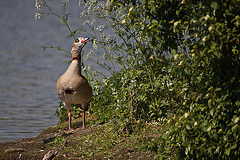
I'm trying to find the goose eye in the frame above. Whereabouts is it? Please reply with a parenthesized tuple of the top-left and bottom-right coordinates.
(75, 39, 80, 43)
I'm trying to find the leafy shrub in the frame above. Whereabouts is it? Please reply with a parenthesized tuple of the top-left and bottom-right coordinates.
(145, 1, 240, 159)
(35, 0, 240, 159)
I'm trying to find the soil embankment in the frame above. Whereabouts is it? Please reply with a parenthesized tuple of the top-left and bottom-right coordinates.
(0, 118, 160, 159)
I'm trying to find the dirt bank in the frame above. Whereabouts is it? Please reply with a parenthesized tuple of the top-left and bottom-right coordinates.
(0, 118, 161, 159)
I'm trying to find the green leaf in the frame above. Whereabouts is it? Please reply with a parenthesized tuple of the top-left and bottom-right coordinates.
(225, 9, 232, 16)
(225, 147, 231, 156)
(210, 109, 214, 116)
(171, 49, 176, 55)
(215, 88, 221, 92)
(211, 2, 219, 10)
(186, 124, 191, 130)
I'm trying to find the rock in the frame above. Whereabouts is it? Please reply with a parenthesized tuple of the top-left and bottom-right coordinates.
(4, 148, 26, 154)
(42, 150, 58, 160)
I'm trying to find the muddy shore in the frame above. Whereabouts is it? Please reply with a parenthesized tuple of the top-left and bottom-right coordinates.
(0, 118, 160, 160)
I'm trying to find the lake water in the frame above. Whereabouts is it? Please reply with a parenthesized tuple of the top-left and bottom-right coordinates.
(0, 0, 94, 142)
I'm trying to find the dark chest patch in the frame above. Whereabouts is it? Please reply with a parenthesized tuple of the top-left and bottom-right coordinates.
(63, 87, 74, 94)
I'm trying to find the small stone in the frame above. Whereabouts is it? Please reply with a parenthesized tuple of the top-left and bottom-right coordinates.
(42, 150, 58, 160)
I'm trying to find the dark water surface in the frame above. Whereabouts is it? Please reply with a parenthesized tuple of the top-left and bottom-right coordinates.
(0, 0, 92, 142)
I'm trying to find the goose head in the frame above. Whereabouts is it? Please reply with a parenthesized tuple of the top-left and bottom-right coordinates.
(71, 37, 90, 60)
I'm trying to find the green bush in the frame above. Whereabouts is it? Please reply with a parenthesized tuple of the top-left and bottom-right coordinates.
(143, 0, 240, 158)
(35, 0, 240, 159)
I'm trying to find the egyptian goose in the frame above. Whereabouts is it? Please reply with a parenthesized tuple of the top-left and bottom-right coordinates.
(56, 37, 92, 129)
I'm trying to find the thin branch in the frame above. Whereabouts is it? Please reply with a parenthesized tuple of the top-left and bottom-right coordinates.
(42, 0, 75, 40)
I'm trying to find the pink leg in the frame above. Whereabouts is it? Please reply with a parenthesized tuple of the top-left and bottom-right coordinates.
(68, 110, 74, 130)
(81, 108, 86, 129)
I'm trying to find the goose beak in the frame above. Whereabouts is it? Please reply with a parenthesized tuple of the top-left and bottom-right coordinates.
(82, 38, 90, 43)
